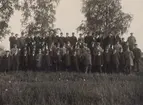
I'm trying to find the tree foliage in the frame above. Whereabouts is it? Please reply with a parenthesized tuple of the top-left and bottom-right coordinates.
(20, 0, 60, 36)
(78, 0, 132, 36)
(0, 0, 20, 39)
(0, 0, 59, 39)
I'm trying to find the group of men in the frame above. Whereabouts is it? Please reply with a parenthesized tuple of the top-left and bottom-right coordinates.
(1, 31, 141, 74)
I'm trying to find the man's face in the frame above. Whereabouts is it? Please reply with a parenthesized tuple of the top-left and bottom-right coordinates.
(135, 45, 137, 48)
(131, 33, 133, 36)
(21, 32, 24, 36)
(14, 44, 17, 48)
(15, 34, 18, 37)
(97, 43, 100, 46)
(97, 52, 101, 55)
(32, 51, 35, 55)
(11, 33, 14, 36)
(24, 51, 27, 55)
(105, 49, 109, 53)
(60, 33, 63, 36)
(109, 34, 112, 37)
(120, 49, 123, 53)
(39, 50, 42, 54)
(72, 33, 75, 36)
(66, 33, 69, 37)
(6, 52, 9, 56)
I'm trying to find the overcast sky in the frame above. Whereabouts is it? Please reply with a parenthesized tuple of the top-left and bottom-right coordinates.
(1, 0, 143, 50)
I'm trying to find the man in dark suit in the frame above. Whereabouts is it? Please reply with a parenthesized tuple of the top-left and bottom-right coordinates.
(22, 49, 28, 71)
(119, 48, 125, 73)
(124, 48, 134, 74)
(104, 34, 114, 48)
(111, 49, 120, 73)
(64, 33, 70, 44)
(94, 51, 103, 73)
(15, 34, 19, 48)
(133, 44, 142, 72)
(71, 51, 80, 72)
(42, 50, 51, 71)
(103, 49, 111, 73)
(2, 51, 11, 72)
(29, 50, 36, 71)
(70, 32, 77, 47)
(18, 32, 26, 49)
(36, 49, 43, 71)
(83, 48, 92, 74)
(113, 35, 121, 45)
(59, 32, 65, 47)
(9, 33, 16, 49)
(53, 34, 59, 47)
(45, 33, 52, 49)
(64, 50, 71, 72)
(84, 33, 93, 50)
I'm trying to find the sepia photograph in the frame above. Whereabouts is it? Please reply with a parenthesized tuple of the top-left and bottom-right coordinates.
(0, 0, 143, 105)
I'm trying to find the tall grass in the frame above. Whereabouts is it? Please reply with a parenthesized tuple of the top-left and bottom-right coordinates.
(0, 71, 142, 105)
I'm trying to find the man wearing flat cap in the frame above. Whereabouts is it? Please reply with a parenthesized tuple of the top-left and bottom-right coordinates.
(127, 33, 136, 51)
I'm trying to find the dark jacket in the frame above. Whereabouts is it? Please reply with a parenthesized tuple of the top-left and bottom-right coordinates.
(29, 53, 36, 69)
(133, 48, 141, 60)
(83, 51, 92, 66)
(9, 36, 17, 48)
(1, 55, 11, 71)
(111, 52, 120, 65)
(64, 53, 71, 66)
(85, 36, 93, 48)
(104, 36, 114, 45)
(36, 54, 43, 68)
(95, 54, 103, 66)
(103, 52, 111, 64)
(43, 54, 51, 67)
(70, 36, 77, 46)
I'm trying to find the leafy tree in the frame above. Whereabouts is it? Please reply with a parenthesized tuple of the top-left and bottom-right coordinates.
(0, 0, 59, 39)
(0, 0, 20, 39)
(78, 0, 132, 37)
(19, 0, 60, 36)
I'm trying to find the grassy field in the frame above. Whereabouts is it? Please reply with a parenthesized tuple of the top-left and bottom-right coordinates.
(0, 71, 142, 105)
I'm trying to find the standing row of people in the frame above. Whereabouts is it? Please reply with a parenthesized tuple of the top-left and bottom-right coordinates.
(2, 32, 141, 74)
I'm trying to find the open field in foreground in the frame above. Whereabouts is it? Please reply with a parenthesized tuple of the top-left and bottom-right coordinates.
(0, 71, 142, 105)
